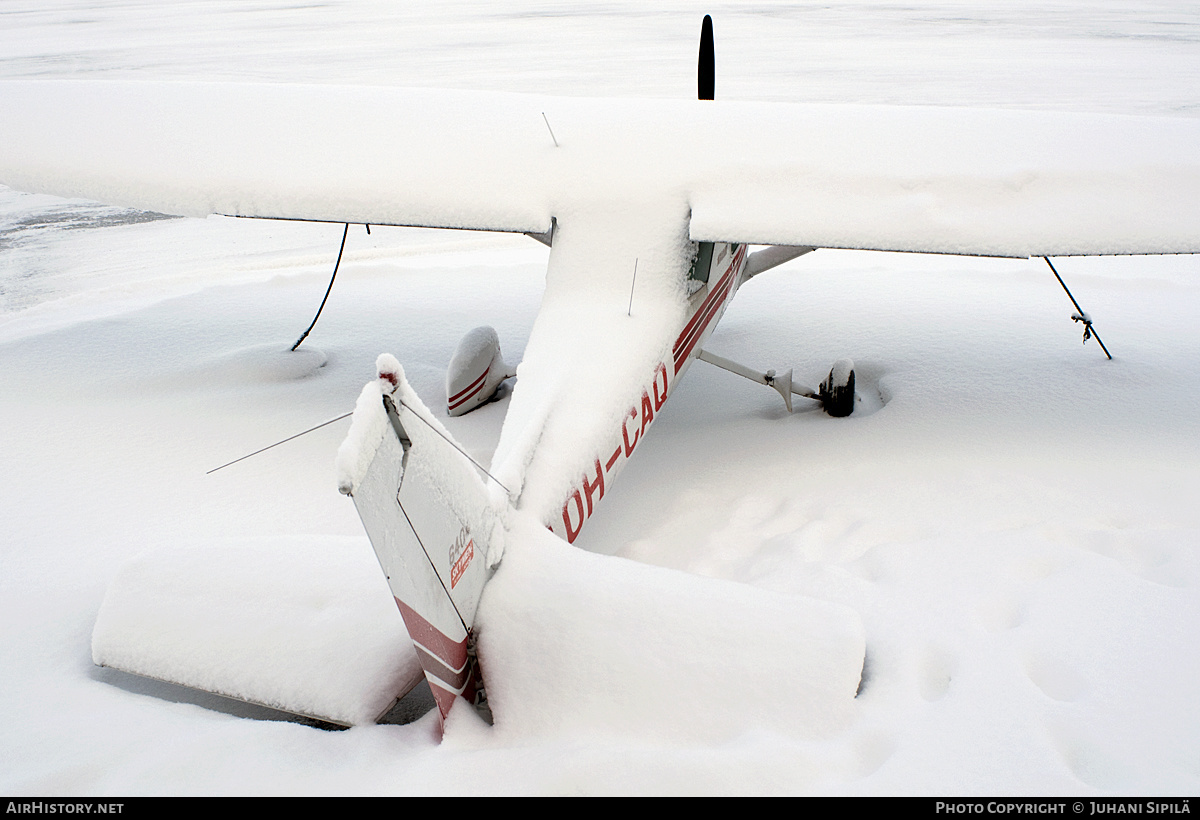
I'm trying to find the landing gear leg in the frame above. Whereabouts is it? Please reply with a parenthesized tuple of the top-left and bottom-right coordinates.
(697, 349, 855, 417)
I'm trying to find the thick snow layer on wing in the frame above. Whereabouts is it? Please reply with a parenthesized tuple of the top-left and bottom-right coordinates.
(3, 82, 1200, 256)
(0, 82, 554, 234)
(686, 104, 1200, 257)
(92, 538, 422, 727)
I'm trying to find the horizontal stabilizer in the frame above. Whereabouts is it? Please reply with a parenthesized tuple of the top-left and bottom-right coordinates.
(475, 516, 866, 744)
(92, 537, 424, 727)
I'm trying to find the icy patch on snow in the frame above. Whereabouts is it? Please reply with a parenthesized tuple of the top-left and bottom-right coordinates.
(0, 188, 177, 253)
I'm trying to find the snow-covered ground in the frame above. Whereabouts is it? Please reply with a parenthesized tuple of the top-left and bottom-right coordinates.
(2, 1, 1198, 795)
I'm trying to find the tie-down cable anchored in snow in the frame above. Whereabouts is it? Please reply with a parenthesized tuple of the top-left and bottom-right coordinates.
(291, 222, 358, 351)
(1043, 256, 1112, 360)
(206, 411, 353, 474)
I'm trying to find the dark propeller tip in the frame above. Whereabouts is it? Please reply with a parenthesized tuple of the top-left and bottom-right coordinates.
(698, 15, 714, 101)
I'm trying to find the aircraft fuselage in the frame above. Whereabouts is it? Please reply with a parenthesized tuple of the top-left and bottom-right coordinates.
(550, 241, 749, 543)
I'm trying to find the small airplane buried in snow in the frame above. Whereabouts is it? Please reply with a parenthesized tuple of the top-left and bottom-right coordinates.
(4, 17, 1200, 729)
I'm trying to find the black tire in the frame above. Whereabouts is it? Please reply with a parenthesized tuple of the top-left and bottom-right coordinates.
(820, 365, 855, 417)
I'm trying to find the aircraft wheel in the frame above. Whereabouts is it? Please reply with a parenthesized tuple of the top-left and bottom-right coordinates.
(820, 359, 855, 417)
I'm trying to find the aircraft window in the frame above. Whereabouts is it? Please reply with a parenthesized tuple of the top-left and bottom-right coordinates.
(688, 241, 714, 287)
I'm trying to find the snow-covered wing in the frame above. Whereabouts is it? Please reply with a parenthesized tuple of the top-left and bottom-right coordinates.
(684, 103, 1200, 258)
(0, 81, 554, 233)
(3, 81, 1200, 256)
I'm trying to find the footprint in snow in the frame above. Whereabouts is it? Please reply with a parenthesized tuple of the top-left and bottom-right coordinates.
(977, 590, 1027, 632)
(1024, 651, 1087, 702)
(918, 646, 957, 702)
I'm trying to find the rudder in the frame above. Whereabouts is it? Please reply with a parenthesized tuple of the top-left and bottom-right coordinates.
(338, 355, 500, 726)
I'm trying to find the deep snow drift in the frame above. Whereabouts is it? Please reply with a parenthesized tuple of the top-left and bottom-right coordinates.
(1, 0, 1199, 796)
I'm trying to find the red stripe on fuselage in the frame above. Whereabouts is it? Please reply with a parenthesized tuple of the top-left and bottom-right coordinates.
(549, 245, 747, 545)
(674, 273, 734, 373)
(674, 268, 734, 356)
(672, 245, 747, 372)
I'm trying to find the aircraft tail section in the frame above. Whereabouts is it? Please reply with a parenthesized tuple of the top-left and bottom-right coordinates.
(337, 355, 500, 726)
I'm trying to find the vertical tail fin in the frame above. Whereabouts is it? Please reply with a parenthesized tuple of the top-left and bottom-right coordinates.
(338, 355, 500, 726)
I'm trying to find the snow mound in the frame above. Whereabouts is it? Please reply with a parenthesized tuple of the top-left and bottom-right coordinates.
(216, 344, 327, 383)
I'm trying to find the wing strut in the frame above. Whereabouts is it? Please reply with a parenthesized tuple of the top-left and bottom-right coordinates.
(1043, 257, 1112, 360)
